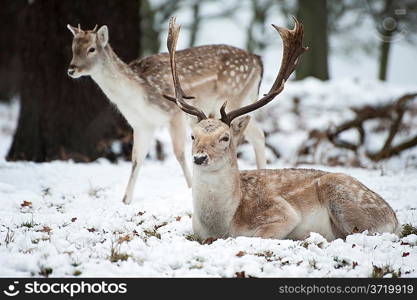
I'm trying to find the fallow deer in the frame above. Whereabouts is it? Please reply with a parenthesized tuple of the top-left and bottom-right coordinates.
(66, 22, 267, 204)
(165, 18, 400, 241)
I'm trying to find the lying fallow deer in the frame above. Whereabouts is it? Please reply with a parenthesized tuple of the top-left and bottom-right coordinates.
(66, 21, 266, 204)
(165, 18, 400, 241)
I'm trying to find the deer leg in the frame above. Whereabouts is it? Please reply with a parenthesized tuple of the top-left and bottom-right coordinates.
(254, 222, 297, 239)
(122, 127, 155, 204)
(252, 200, 300, 239)
(169, 113, 192, 187)
(317, 173, 400, 238)
(244, 118, 266, 169)
(253, 216, 299, 239)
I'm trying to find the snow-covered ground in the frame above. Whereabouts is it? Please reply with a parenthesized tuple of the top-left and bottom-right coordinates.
(1, 78, 417, 277)
(0, 158, 416, 277)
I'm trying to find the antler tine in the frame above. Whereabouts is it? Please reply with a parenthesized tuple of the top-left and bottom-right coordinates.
(163, 17, 207, 121)
(92, 24, 98, 32)
(221, 17, 308, 125)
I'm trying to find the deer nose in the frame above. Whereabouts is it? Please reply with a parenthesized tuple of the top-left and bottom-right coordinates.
(194, 154, 208, 165)
(67, 65, 76, 76)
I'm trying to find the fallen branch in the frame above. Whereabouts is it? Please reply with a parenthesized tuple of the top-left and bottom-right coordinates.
(327, 93, 417, 161)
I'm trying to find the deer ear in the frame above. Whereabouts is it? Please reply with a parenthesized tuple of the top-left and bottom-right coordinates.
(230, 115, 251, 137)
(97, 25, 109, 47)
(67, 24, 78, 36)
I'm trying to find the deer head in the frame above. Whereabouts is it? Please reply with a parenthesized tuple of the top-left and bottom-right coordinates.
(67, 24, 108, 78)
(188, 116, 251, 169)
(164, 17, 307, 169)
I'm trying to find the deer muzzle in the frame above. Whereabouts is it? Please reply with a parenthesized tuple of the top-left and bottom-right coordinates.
(193, 154, 208, 166)
(67, 63, 81, 78)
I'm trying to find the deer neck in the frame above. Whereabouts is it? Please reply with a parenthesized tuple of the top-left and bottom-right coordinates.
(192, 146, 242, 237)
(89, 44, 146, 107)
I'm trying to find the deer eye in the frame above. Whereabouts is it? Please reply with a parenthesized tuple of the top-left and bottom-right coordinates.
(220, 136, 229, 142)
(191, 135, 195, 140)
(88, 47, 96, 53)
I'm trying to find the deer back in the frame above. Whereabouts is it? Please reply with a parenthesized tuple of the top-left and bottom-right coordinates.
(129, 44, 263, 115)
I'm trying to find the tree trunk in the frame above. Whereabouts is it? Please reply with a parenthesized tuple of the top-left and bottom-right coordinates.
(378, 29, 393, 81)
(0, 0, 26, 101)
(139, 0, 160, 57)
(296, 0, 329, 80)
(7, 0, 140, 162)
(378, 0, 395, 81)
(246, 0, 270, 53)
(188, 2, 202, 48)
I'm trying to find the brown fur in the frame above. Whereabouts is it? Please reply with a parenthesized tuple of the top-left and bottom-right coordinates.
(230, 169, 399, 240)
(190, 118, 399, 241)
(71, 30, 263, 114)
(235, 169, 327, 230)
(130, 44, 263, 112)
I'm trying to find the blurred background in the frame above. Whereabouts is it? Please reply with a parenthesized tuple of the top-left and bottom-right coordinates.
(1, 0, 416, 170)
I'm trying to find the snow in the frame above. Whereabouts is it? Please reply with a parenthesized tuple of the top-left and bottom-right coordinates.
(0, 157, 416, 277)
(1, 78, 417, 277)
(1, 81, 417, 277)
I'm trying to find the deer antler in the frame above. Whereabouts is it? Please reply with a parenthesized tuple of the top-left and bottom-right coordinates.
(163, 17, 207, 121)
(220, 17, 308, 125)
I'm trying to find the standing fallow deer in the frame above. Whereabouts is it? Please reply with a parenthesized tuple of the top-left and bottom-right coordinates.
(66, 21, 266, 204)
(165, 18, 400, 241)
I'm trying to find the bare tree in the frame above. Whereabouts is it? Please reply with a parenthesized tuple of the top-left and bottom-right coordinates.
(245, 0, 275, 53)
(366, 0, 417, 81)
(139, 0, 183, 56)
(188, 1, 202, 48)
(187, 0, 239, 48)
